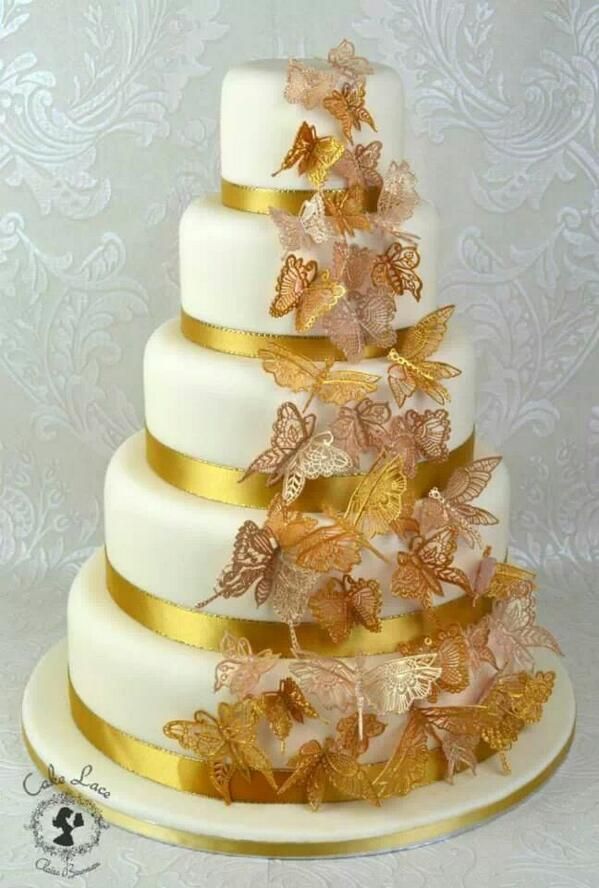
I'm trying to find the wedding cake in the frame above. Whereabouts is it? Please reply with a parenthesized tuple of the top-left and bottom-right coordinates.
(22, 41, 575, 857)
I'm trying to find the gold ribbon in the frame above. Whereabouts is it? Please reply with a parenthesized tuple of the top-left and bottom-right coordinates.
(145, 429, 475, 512)
(221, 178, 380, 215)
(106, 553, 492, 656)
(181, 311, 412, 362)
(22, 723, 574, 856)
(66, 677, 494, 805)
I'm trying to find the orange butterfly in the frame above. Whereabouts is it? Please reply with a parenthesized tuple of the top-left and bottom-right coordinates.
(213, 632, 280, 699)
(323, 184, 371, 237)
(331, 398, 391, 467)
(333, 141, 383, 189)
(391, 525, 472, 608)
(473, 552, 536, 602)
(386, 306, 461, 407)
(372, 241, 423, 301)
(241, 401, 353, 504)
(270, 254, 346, 332)
(419, 456, 502, 548)
(385, 408, 451, 478)
(308, 574, 382, 643)
(273, 120, 344, 187)
(328, 39, 374, 80)
(284, 59, 337, 109)
(398, 624, 470, 697)
(258, 343, 380, 411)
(323, 81, 377, 143)
(336, 712, 386, 757)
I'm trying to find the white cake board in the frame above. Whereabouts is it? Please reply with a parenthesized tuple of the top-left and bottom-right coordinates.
(21, 640, 575, 859)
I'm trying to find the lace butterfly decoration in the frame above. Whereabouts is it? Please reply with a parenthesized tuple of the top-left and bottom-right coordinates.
(270, 254, 346, 332)
(213, 632, 280, 698)
(272, 121, 344, 188)
(240, 401, 353, 504)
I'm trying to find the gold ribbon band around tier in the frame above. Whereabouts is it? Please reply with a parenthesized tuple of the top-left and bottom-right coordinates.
(221, 177, 380, 215)
(105, 552, 492, 656)
(23, 722, 574, 855)
(145, 428, 475, 513)
(66, 677, 494, 805)
(181, 311, 412, 361)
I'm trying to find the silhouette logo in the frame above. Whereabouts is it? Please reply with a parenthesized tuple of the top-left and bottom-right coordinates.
(26, 792, 108, 879)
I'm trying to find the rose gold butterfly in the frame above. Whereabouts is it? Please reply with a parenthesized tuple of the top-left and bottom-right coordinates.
(333, 141, 383, 190)
(277, 737, 379, 810)
(386, 306, 461, 408)
(323, 80, 377, 143)
(258, 677, 319, 744)
(374, 160, 420, 237)
(372, 241, 423, 301)
(391, 524, 472, 608)
(241, 401, 353, 504)
(269, 192, 333, 254)
(385, 408, 451, 478)
(273, 121, 344, 187)
(309, 574, 382, 643)
(419, 456, 502, 549)
(270, 254, 346, 332)
(323, 184, 371, 237)
(289, 651, 441, 739)
(331, 398, 391, 467)
(213, 632, 280, 699)
(284, 59, 337, 108)
(258, 343, 380, 411)
(328, 38, 374, 80)
(488, 593, 562, 672)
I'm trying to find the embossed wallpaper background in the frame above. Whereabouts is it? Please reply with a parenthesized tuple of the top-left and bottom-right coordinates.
(1, 1, 597, 885)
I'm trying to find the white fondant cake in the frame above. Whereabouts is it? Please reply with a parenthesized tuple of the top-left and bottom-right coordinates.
(22, 44, 571, 855)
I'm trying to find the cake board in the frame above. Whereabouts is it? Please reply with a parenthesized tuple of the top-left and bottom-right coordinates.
(21, 640, 575, 859)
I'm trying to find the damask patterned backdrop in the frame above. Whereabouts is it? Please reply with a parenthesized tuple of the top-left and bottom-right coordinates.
(1, 1, 597, 885)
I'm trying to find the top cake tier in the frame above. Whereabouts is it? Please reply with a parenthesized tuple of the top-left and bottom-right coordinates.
(221, 59, 404, 190)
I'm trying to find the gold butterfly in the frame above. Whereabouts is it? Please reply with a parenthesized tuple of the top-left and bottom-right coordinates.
(308, 574, 382, 643)
(270, 254, 346, 332)
(273, 120, 344, 187)
(323, 183, 371, 236)
(391, 525, 472, 608)
(419, 456, 502, 548)
(336, 712, 386, 757)
(289, 651, 441, 740)
(284, 59, 337, 109)
(488, 592, 562, 672)
(372, 240, 423, 301)
(328, 38, 374, 80)
(333, 141, 383, 189)
(340, 451, 408, 539)
(241, 401, 353, 504)
(373, 710, 428, 799)
(269, 192, 333, 254)
(323, 81, 377, 143)
(163, 700, 275, 804)
(398, 624, 470, 697)
(258, 677, 318, 745)
(213, 632, 280, 699)
(474, 553, 536, 602)
(386, 306, 461, 407)
(277, 737, 379, 810)
(258, 342, 380, 410)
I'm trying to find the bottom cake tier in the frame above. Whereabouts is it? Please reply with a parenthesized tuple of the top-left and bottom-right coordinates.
(22, 641, 574, 857)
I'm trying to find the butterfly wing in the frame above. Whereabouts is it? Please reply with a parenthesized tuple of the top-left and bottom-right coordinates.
(295, 269, 346, 332)
(376, 160, 420, 234)
(319, 367, 380, 405)
(331, 398, 391, 466)
(363, 653, 441, 715)
(328, 39, 374, 79)
(372, 242, 423, 301)
(163, 711, 225, 760)
(211, 521, 278, 603)
(444, 457, 502, 505)
(242, 401, 312, 483)
(344, 453, 407, 537)
(289, 655, 357, 712)
(333, 141, 383, 189)
(284, 60, 336, 109)
(400, 305, 455, 363)
(283, 430, 352, 503)
(308, 577, 353, 643)
(258, 343, 320, 395)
